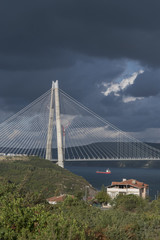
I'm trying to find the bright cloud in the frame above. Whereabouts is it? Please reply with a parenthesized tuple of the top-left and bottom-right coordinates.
(122, 96, 144, 103)
(102, 70, 144, 98)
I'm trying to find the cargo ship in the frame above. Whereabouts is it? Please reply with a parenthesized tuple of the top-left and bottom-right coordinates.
(96, 168, 111, 174)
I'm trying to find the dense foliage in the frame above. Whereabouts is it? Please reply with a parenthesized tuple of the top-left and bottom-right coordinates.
(1, 181, 160, 239)
(112, 194, 148, 211)
(95, 185, 111, 204)
(1, 158, 160, 239)
(0, 157, 90, 198)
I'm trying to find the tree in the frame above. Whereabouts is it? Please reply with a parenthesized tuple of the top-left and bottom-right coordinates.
(95, 186, 111, 204)
(113, 194, 146, 211)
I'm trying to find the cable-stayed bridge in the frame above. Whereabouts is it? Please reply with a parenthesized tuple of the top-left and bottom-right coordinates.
(0, 80, 160, 168)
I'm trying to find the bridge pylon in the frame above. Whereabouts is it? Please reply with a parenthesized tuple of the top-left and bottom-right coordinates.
(55, 80, 64, 168)
(46, 81, 55, 161)
(46, 80, 64, 168)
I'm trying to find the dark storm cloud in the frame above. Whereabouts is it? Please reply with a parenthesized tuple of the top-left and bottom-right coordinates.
(125, 70, 160, 98)
(1, 0, 160, 141)
(0, 58, 125, 110)
(1, 0, 160, 70)
(0, 50, 77, 71)
(100, 93, 160, 133)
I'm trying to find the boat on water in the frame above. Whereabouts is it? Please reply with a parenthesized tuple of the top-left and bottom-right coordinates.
(96, 168, 111, 174)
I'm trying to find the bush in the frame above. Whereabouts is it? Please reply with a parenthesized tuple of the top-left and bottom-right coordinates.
(113, 194, 147, 211)
(95, 185, 111, 204)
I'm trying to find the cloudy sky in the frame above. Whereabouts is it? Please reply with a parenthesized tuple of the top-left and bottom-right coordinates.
(0, 0, 160, 142)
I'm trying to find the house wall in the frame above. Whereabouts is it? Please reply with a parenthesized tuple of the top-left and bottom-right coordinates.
(48, 200, 57, 204)
(141, 187, 149, 199)
(107, 187, 140, 199)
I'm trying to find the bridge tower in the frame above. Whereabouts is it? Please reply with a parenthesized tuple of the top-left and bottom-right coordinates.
(55, 80, 64, 168)
(46, 80, 64, 168)
(46, 81, 55, 161)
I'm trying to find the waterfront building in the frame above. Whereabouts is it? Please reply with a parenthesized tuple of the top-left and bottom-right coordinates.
(107, 178, 149, 199)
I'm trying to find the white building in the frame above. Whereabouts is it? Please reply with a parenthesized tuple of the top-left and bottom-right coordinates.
(0, 153, 6, 156)
(107, 178, 149, 199)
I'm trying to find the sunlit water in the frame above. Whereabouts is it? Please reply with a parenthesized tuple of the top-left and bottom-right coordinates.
(65, 162, 160, 199)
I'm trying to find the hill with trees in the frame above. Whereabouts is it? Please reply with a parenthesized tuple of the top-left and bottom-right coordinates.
(2, 157, 160, 239)
(0, 156, 94, 198)
(1, 181, 160, 239)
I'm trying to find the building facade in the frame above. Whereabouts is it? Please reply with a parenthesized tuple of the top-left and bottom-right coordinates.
(107, 178, 149, 199)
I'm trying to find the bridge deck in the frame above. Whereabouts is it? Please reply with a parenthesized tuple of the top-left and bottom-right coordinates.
(51, 158, 160, 161)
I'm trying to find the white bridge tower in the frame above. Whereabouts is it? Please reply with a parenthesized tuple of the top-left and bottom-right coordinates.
(46, 80, 64, 168)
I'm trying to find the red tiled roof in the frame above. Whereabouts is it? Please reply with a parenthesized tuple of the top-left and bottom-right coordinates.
(111, 179, 148, 189)
(47, 194, 74, 202)
(47, 194, 66, 202)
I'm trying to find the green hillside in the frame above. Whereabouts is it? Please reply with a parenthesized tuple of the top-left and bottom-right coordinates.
(0, 156, 92, 198)
(1, 157, 160, 239)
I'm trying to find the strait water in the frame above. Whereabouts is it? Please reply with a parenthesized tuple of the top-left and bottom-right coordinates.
(65, 162, 160, 199)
